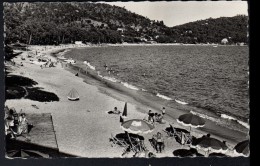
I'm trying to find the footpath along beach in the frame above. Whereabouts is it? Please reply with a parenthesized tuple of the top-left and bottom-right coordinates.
(5, 44, 248, 157)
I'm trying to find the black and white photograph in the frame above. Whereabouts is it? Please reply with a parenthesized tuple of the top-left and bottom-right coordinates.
(3, 1, 249, 160)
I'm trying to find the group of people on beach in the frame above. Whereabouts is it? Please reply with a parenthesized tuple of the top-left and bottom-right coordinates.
(4, 106, 32, 140)
(40, 58, 57, 69)
(109, 105, 167, 156)
(146, 107, 166, 124)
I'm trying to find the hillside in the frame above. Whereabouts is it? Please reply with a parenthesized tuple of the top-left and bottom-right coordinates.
(169, 15, 248, 44)
(4, 2, 248, 45)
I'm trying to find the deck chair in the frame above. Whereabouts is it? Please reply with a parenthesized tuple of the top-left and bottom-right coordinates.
(163, 124, 176, 138)
(109, 133, 128, 148)
(174, 131, 193, 145)
(130, 137, 147, 157)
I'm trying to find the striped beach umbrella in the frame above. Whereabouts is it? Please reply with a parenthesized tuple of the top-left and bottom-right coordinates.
(121, 119, 154, 134)
(7, 149, 49, 158)
(191, 136, 228, 154)
(121, 119, 154, 148)
(67, 88, 79, 101)
(234, 140, 249, 157)
(177, 113, 205, 130)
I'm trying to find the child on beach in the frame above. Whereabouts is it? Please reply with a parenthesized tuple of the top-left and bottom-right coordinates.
(161, 107, 166, 115)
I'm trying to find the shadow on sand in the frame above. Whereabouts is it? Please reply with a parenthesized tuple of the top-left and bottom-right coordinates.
(5, 75, 59, 102)
(6, 138, 77, 158)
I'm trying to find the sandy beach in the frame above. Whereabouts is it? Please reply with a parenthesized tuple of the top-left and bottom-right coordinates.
(5, 44, 247, 158)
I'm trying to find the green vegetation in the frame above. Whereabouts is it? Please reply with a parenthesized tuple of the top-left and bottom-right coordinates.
(4, 2, 248, 45)
(170, 16, 248, 44)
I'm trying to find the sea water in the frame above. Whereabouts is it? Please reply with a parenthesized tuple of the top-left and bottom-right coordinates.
(64, 45, 249, 132)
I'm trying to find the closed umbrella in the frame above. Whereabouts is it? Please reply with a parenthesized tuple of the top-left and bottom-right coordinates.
(177, 113, 205, 131)
(234, 140, 249, 157)
(122, 102, 127, 118)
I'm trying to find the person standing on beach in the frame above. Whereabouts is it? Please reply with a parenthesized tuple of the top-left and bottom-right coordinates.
(161, 107, 166, 116)
(104, 63, 108, 71)
(148, 110, 154, 123)
(156, 132, 164, 153)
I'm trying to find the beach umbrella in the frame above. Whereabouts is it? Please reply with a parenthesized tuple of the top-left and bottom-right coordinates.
(173, 148, 204, 157)
(122, 102, 127, 118)
(121, 119, 154, 134)
(234, 140, 249, 157)
(191, 136, 228, 155)
(121, 119, 154, 149)
(67, 88, 79, 101)
(177, 113, 205, 131)
(6, 149, 49, 158)
(209, 152, 228, 157)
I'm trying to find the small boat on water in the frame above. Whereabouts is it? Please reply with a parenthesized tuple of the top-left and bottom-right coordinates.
(213, 45, 218, 47)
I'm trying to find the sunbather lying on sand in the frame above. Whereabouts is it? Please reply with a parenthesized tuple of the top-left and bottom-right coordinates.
(107, 107, 121, 114)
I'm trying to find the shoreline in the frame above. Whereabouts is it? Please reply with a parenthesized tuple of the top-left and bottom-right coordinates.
(55, 47, 249, 140)
(5, 44, 248, 157)
(59, 46, 249, 131)
(64, 59, 248, 141)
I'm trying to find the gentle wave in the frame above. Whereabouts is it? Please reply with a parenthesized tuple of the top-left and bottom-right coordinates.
(121, 82, 139, 90)
(190, 110, 250, 129)
(97, 72, 118, 83)
(102, 76, 118, 83)
(57, 49, 70, 56)
(220, 114, 236, 120)
(64, 59, 76, 64)
(190, 110, 220, 123)
(221, 114, 249, 129)
(85, 62, 95, 70)
(156, 93, 172, 100)
(175, 99, 188, 105)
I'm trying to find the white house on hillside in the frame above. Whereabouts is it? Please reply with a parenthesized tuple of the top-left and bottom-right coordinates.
(75, 41, 83, 45)
(221, 38, 228, 45)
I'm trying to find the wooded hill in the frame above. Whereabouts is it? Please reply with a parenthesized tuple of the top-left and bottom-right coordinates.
(4, 2, 248, 45)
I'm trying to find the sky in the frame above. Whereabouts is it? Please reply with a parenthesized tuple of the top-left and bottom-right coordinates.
(103, 1, 248, 27)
